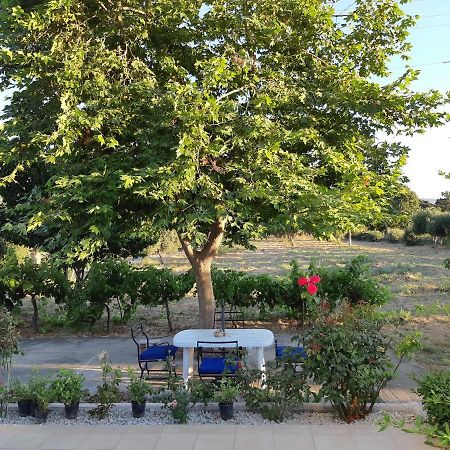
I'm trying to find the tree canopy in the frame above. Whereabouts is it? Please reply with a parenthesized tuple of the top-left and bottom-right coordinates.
(0, 0, 448, 325)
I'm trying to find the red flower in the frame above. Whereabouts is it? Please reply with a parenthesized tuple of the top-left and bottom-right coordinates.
(309, 275, 321, 284)
(306, 283, 318, 295)
(297, 277, 308, 286)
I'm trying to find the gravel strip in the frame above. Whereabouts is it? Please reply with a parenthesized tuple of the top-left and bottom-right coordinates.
(0, 404, 420, 426)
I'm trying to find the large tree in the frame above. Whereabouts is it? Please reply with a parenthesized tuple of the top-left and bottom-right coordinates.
(0, 0, 448, 326)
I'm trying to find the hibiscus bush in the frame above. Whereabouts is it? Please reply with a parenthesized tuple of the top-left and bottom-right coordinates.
(304, 305, 421, 422)
(211, 255, 388, 322)
(290, 255, 390, 308)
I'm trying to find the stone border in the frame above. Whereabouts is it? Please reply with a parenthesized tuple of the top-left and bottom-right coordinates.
(5, 401, 424, 414)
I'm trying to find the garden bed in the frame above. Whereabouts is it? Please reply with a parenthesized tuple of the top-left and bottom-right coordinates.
(0, 402, 422, 426)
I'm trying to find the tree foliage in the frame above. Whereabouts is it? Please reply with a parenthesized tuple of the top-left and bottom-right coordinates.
(0, 0, 448, 325)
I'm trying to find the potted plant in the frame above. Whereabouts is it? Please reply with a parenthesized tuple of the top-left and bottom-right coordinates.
(127, 368, 150, 418)
(214, 380, 239, 420)
(29, 372, 54, 422)
(10, 379, 33, 417)
(52, 368, 85, 419)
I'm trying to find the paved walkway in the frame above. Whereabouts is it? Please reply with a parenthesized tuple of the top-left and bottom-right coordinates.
(0, 423, 430, 449)
(12, 336, 424, 400)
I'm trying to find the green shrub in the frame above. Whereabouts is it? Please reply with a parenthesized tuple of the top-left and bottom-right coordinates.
(28, 370, 55, 410)
(51, 369, 85, 406)
(89, 352, 122, 419)
(127, 368, 151, 403)
(385, 228, 404, 243)
(417, 371, 450, 428)
(352, 230, 384, 242)
(212, 268, 259, 309)
(238, 358, 310, 422)
(136, 267, 194, 331)
(212, 256, 389, 321)
(304, 306, 421, 422)
(404, 229, 434, 246)
(162, 389, 190, 423)
(0, 250, 70, 331)
(294, 255, 391, 308)
(0, 308, 20, 416)
(412, 211, 433, 234)
(430, 214, 450, 239)
(66, 258, 140, 331)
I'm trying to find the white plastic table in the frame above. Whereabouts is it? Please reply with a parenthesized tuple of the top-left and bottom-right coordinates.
(173, 328, 275, 384)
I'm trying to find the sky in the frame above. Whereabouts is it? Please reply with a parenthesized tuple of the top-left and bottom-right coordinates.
(1, 0, 449, 199)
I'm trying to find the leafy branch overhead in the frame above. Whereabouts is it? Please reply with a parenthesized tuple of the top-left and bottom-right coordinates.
(0, 0, 447, 261)
(0, 0, 448, 326)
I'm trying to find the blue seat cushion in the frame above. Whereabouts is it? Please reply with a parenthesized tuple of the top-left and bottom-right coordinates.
(140, 344, 178, 361)
(276, 345, 307, 359)
(198, 357, 238, 375)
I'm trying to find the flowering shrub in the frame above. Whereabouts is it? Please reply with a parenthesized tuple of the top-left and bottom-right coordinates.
(304, 305, 421, 422)
(163, 390, 190, 423)
(291, 256, 391, 309)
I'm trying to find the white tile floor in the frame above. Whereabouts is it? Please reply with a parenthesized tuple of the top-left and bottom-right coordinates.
(0, 424, 431, 450)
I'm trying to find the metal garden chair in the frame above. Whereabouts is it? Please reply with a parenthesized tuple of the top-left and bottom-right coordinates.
(130, 324, 178, 379)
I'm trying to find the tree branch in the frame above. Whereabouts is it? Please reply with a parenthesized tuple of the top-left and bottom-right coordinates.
(199, 218, 227, 260)
(177, 232, 196, 266)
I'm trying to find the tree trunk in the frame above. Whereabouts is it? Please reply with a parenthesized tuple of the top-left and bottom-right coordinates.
(31, 295, 39, 333)
(164, 301, 174, 332)
(105, 303, 111, 333)
(193, 260, 215, 328)
(178, 218, 226, 328)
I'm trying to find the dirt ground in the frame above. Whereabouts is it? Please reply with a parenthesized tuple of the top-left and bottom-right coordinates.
(20, 237, 450, 373)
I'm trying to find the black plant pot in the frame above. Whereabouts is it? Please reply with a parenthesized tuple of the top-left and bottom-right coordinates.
(219, 403, 234, 421)
(131, 401, 146, 418)
(17, 399, 32, 417)
(64, 402, 80, 419)
(34, 406, 49, 422)
(29, 401, 37, 417)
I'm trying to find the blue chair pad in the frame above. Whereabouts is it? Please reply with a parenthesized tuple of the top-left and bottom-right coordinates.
(198, 357, 238, 375)
(140, 345, 178, 361)
(276, 345, 307, 359)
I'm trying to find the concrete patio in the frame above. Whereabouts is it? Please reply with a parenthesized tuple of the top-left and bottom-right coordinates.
(0, 423, 430, 450)
(11, 335, 423, 400)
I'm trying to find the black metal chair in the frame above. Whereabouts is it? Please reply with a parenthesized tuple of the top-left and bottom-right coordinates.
(130, 324, 178, 379)
(213, 307, 245, 329)
(196, 340, 241, 381)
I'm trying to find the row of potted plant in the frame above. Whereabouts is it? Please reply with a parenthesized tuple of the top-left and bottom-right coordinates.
(9, 368, 85, 421)
(7, 367, 239, 423)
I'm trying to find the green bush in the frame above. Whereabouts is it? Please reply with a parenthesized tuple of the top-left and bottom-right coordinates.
(66, 258, 140, 331)
(136, 267, 194, 331)
(90, 352, 122, 419)
(352, 230, 384, 242)
(412, 211, 433, 234)
(239, 358, 310, 422)
(51, 369, 85, 406)
(385, 228, 404, 243)
(304, 306, 421, 422)
(212, 256, 389, 320)
(417, 371, 450, 428)
(404, 228, 420, 246)
(412, 210, 450, 242)
(429, 214, 450, 239)
(294, 255, 391, 308)
(0, 250, 69, 331)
